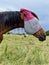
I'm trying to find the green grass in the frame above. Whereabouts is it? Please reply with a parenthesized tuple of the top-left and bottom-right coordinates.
(0, 34, 49, 65)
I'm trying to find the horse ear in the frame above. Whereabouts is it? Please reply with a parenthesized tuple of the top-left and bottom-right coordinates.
(30, 11, 39, 20)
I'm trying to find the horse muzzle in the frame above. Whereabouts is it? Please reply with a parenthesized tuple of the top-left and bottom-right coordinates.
(39, 34, 46, 41)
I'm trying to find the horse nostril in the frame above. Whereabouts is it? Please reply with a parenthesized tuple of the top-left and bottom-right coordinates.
(39, 34, 46, 41)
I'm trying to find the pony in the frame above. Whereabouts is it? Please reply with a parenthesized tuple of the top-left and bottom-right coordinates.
(0, 10, 46, 43)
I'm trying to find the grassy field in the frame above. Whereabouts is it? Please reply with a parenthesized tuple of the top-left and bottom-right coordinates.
(0, 34, 49, 65)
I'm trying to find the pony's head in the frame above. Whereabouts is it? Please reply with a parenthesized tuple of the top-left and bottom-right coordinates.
(20, 11, 46, 41)
(31, 12, 46, 41)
